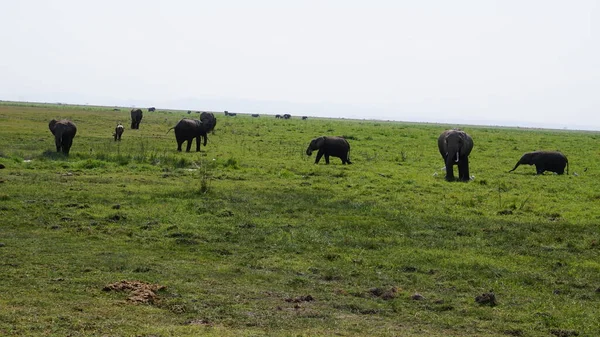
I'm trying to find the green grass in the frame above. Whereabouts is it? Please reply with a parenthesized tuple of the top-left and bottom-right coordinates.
(0, 101, 598, 336)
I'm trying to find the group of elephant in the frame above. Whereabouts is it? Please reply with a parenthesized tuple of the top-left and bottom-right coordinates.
(47, 112, 569, 180)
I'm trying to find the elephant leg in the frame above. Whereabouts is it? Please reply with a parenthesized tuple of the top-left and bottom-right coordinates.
(186, 140, 192, 152)
(195, 136, 201, 152)
(458, 158, 470, 181)
(202, 135, 207, 147)
(55, 137, 62, 152)
(63, 138, 73, 155)
(445, 164, 455, 181)
(324, 154, 330, 164)
(535, 165, 544, 174)
(315, 150, 324, 164)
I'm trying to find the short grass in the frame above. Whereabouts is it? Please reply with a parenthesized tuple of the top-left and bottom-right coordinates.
(0, 101, 599, 336)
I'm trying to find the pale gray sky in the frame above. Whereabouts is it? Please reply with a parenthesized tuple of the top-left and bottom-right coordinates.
(1, 1, 599, 129)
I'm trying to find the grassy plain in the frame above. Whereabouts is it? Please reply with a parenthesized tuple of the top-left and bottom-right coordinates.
(0, 101, 599, 336)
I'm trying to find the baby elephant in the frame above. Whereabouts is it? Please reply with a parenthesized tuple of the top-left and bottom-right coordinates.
(509, 151, 568, 175)
(306, 136, 352, 164)
(114, 123, 124, 141)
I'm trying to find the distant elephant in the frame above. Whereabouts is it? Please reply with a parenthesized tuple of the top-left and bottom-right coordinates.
(130, 109, 143, 129)
(275, 114, 282, 119)
(251, 114, 260, 117)
(114, 123, 124, 141)
(49, 119, 77, 155)
(509, 151, 568, 175)
(302, 116, 308, 120)
(306, 136, 352, 164)
(283, 114, 291, 119)
(148, 107, 156, 112)
(438, 129, 473, 181)
(168, 117, 215, 152)
(224, 111, 229, 116)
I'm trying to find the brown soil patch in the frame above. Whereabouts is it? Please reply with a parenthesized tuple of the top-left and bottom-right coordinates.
(103, 280, 165, 304)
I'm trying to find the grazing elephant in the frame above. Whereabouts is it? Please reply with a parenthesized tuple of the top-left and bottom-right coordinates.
(275, 114, 282, 119)
(306, 136, 352, 164)
(438, 129, 473, 181)
(509, 151, 568, 175)
(130, 109, 143, 129)
(168, 116, 216, 152)
(302, 116, 308, 120)
(49, 119, 77, 155)
(283, 114, 291, 119)
(251, 114, 260, 117)
(114, 123, 124, 141)
(148, 107, 156, 112)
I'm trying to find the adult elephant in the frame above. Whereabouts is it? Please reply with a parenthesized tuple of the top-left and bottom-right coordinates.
(509, 151, 568, 175)
(306, 136, 352, 165)
(437, 129, 473, 181)
(130, 109, 143, 129)
(168, 117, 215, 152)
(148, 107, 156, 112)
(49, 119, 77, 155)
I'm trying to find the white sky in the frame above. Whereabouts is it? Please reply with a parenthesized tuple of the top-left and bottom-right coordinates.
(1, 1, 599, 129)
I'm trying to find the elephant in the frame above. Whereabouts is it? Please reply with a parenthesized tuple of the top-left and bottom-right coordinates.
(437, 129, 473, 181)
(306, 136, 352, 165)
(275, 114, 282, 119)
(251, 114, 260, 117)
(148, 107, 156, 112)
(49, 119, 77, 155)
(114, 123, 124, 141)
(130, 109, 143, 129)
(283, 114, 291, 119)
(302, 116, 308, 120)
(168, 117, 215, 152)
(509, 151, 568, 175)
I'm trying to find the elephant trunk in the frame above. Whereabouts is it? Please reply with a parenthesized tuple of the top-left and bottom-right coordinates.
(508, 161, 520, 172)
(306, 148, 313, 156)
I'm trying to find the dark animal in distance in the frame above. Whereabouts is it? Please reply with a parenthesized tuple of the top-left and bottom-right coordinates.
(224, 111, 229, 116)
(187, 110, 192, 114)
(283, 114, 291, 119)
(49, 119, 77, 155)
(306, 136, 352, 165)
(509, 151, 568, 175)
(130, 109, 143, 129)
(302, 116, 308, 120)
(114, 123, 124, 141)
(438, 129, 473, 181)
(148, 107, 156, 112)
(226, 112, 237, 116)
(112, 108, 120, 111)
(251, 114, 260, 117)
(275, 114, 282, 118)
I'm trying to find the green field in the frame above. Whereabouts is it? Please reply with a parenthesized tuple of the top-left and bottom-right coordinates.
(0, 102, 598, 336)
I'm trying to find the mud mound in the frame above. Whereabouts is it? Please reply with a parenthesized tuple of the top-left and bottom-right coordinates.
(103, 280, 165, 304)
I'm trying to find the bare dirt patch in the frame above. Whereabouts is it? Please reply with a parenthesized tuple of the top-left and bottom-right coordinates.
(103, 280, 166, 304)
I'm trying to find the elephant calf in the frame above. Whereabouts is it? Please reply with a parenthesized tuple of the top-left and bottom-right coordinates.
(509, 151, 568, 175)
(49, 119, 77, 155)
(114, 123, 124, 141)
(306, 136, 352, 165)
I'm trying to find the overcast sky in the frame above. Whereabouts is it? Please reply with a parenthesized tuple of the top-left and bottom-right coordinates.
(1, 1, 599, 129)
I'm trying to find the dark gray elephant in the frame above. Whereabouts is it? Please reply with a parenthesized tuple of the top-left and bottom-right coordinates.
(509, 151, 568, 175)
(114, 123, 124, 141)
(306, 136, 352, 164)
(275, 114, 282, 119)
(168, 116, 216, 152)
(49, 119, 77, 155)
(148, 107, 156, 112)
(437, 129, 473, 181)
(283, 114, 291, 119)
(130, 109, 143, 129)
(251, 114, 260, 117)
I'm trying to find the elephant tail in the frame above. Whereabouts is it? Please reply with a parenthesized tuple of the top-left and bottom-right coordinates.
(166, 126, 175, 134)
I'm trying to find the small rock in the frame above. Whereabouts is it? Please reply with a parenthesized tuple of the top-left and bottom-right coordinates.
(411, 293, 425, 301)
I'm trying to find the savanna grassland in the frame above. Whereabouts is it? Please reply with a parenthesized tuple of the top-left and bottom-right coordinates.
(0, 102, 599, 337)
